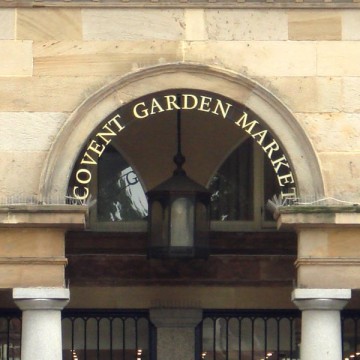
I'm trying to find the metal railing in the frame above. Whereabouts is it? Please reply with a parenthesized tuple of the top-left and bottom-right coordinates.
(196, 310, 301, 360)
(62, 310, 156, 360)
(1, 309, 360, 360)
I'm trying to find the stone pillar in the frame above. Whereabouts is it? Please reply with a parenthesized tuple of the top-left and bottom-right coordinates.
(292, 288, 351, 360)
(150, 308, 202, 360)
(13, 287, 70, 360)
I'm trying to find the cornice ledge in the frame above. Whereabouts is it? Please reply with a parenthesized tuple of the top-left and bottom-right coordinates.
(296, 257, 360, 268)
(1, 0, 360, 8)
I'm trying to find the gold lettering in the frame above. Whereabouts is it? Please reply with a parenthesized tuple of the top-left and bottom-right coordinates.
(80, 152, 97, 165)
(182, 94, 198, 110)
(234, 112, 259, 134)
(281, 187, 297, 201)
(251, 130, 268, 146)
(76, 168, 92, 185)
(107, 114, 125, 132)
(88, 140, 105, 157)
(262, 140, 280, 160)
(133, 102, 149, 119)
(271, 155, 290, 173)
(73, 186, 89, 200)
(277, 172, 295, 186)
(150, 98, 165, 115)
(164, 95, 180, 111)
(198, 96, 212, 113)
(96, 124, 117, 146)
(212, 99, 232, 119)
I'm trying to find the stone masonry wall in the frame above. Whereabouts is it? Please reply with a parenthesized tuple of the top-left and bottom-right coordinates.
(0, 8, 360, 202)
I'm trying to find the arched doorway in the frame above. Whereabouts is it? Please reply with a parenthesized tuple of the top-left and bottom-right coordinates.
(39, 63, 324, 359)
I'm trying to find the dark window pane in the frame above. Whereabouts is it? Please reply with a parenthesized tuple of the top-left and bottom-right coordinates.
(209, 138, 254, 221)
(97, 146, 148, 222)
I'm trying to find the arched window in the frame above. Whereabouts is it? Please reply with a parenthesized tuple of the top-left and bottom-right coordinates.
(69, 138, 280, 232)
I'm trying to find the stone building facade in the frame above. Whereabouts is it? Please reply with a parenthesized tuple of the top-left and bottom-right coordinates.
(1, 2, 360, 360)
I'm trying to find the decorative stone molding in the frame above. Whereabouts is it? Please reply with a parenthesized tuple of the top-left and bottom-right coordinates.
(1, 0, 360, 8)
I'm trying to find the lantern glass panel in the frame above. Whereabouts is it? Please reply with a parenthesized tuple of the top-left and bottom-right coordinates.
(170, 197, 195, 247)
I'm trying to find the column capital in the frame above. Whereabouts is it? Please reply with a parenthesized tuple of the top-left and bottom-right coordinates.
(292, 288, 351, 311)
(150, 308, 202, 328)
(13, 287, 70, 311)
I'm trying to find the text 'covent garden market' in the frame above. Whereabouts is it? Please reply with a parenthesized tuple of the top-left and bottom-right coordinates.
(0, 2, 360, 360)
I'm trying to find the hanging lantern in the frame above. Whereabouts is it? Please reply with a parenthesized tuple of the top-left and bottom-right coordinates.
(146, 95, 210, 259)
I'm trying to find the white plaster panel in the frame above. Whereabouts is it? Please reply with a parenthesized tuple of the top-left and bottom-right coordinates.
(82, 9, 185, 40)
(317, 41, 360, 76)
(183, 41, 316, 77)
(205, 9, 288, 40)
(0, 9, 15, 40)
(0, 112, 66, 151)
(342, 10, 360, 40)
(0, 40, 32, 76)
(296, 112, 360, 152)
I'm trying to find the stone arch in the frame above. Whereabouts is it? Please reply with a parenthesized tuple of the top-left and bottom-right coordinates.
(39, 63, 324, 201)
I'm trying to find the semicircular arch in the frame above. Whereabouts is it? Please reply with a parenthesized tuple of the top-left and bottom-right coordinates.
(40, 63, 324, 201)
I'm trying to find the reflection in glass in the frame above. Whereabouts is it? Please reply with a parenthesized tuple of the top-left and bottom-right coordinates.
(97, 146, 148, 222)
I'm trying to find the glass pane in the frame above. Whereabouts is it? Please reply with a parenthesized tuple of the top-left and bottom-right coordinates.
(209, 138, 254, 221)
(97, 146, 148, 222)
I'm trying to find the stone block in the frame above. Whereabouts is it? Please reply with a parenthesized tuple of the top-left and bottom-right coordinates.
(0, 264, 65, 288)
(259, 76, 342, 113)
(0, 112, 65, 151)
(205, 9, 288, 40)
(288, 10, 341, 40)
(318, 41, 360, 76)
(82, 9, 184, 40)
(319, 153, 360, 203)
(0, 151, 46, 198)
(185, 9, 207, 41)
(343, 77, 360, 113)
(0, 9, 15, 40)
(0, 40, 32, 76)
(0, 229, 64, 257)
(17, 9, 82, 40)
(297, 112, 360, 152)
(183, 41, 316, 77)
(33, 40, 182, 76)
(0, 76, 111, 112)
(342, 10, 360, 40)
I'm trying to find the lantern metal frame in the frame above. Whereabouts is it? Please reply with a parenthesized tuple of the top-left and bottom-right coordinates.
(146, 95, 210, 259)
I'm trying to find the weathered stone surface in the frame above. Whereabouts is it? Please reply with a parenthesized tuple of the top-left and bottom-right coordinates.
(343, 77, 360, 113)
(0, 112, 65, 151)
(205, 9, 288, 41)
(33, 40, 182, 76)
(319, 153, 360, 202)
(342, 10, 360, 40)
(0, 151, 46, 198)
(297, 112, 360, 152)
(183, 41, 316, 77)
(0, 76, 112, 112)
(82, 9, 185, 40)
(0, 9, 15, 40)
(17, 9, 82, 40)
(258, 76, 342, 113)
(318, 41, 360, 76)
(0, 229, 64, 257)
(185, 9, 207, 41)
(288, 10, 341, 40)
(0, 40, 32, 76)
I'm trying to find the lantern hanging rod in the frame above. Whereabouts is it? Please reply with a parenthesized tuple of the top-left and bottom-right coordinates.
(174, 94, 186, 175)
